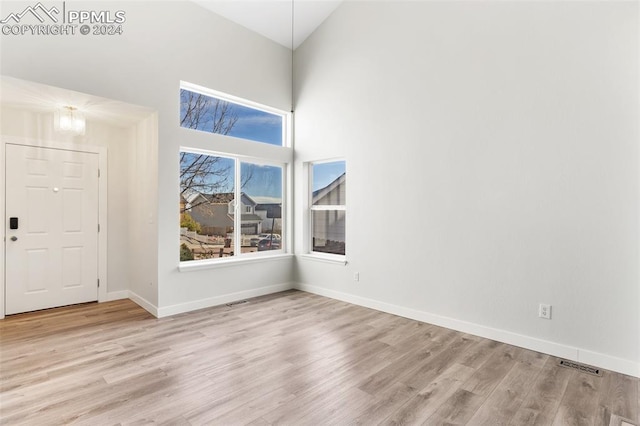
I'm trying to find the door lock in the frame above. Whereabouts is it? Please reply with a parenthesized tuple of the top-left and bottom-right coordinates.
(10, 236, 18, 241)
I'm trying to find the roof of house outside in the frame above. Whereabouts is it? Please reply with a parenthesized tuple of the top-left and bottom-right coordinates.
(203, 192, 257, 206)
(312, 173, 346, 203)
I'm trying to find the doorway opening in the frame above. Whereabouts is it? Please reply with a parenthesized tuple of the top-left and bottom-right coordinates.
(0, 76, 158, 318)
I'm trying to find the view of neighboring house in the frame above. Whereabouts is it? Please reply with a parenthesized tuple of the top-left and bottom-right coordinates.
(184, 192, 265, 236)
(255, 203, 282, 233)
(313, 173, 346, 206)
(312, 173, 345, 254)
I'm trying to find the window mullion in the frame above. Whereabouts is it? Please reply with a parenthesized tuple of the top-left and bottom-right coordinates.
(308, 164, 313, 254)
(234, 158, 242, 257)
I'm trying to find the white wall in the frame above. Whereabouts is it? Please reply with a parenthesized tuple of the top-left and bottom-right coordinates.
(1, 1, 294, 314)
(128, 114, 159, 307)
(293, 1, 639, 376)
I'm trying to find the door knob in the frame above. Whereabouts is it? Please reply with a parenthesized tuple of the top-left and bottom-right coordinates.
(10, 236, 17, 241)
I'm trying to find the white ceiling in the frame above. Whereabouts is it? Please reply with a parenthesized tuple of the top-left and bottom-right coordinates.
(192, 0, 343, 49)
(0, 76, 155, 127)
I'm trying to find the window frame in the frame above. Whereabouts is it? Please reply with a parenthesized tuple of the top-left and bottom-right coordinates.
(179, 148, 289, 267)
(180, 81, 290, 148)
(307, 159, 347, 262)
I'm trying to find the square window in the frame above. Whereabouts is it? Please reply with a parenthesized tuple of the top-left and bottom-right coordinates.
(180, 151, 285, 262)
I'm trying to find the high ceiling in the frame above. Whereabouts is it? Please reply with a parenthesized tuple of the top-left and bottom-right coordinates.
(0, 2, 345, 120)
(192, 0, 343, 49)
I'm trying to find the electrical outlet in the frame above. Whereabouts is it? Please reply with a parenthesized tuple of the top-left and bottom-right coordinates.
(539, 304, 552, 319)
(354, 272, 360, 282)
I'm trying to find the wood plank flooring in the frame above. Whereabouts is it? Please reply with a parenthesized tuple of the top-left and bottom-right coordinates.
(0, 290, 638, 425)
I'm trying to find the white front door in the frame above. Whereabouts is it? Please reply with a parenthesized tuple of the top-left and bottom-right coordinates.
(5, 144, 99, 315)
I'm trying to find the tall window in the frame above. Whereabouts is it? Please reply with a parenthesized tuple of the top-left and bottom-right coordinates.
(179, 82, 288, 264)
(310, 160, 346, 256)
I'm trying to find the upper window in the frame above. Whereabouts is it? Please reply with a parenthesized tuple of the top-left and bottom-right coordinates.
(180, 82, 286, 146)
(310, 160, 346, 256)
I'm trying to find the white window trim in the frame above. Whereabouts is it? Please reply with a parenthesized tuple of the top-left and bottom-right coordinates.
(179, 253, 293, 272)
(310, 205, 346, 211)
(298, 253, 347, 266)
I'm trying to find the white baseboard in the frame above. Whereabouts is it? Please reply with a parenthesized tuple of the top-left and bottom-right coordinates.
(156, 282, 294, 318)
(128, 290, 159, 317)
(577, 348, 639, 379)
(295, 283, 640, 378)
(104, 290, 129, 302)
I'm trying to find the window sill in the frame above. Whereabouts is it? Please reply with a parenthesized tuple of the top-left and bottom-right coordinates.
(179, 253, 293, 272)
(297, 253, 348, 266)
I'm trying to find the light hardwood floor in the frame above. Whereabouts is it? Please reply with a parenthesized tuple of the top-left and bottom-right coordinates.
(0, 290, 638, 425)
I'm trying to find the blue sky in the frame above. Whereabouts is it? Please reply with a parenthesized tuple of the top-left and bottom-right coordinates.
(242, 163, 282, 200)
(180, 89, 282, 146)
(228, 105, 282, 146)
(313, 161, 346, 192)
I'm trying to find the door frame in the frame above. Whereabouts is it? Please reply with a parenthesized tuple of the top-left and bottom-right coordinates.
(1, 136, 108, 319)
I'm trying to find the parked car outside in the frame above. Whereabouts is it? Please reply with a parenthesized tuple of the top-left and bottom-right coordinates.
(257, 238, 281, 251)
(259, 233, 281, 240)
(252, 233, 281, 247)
